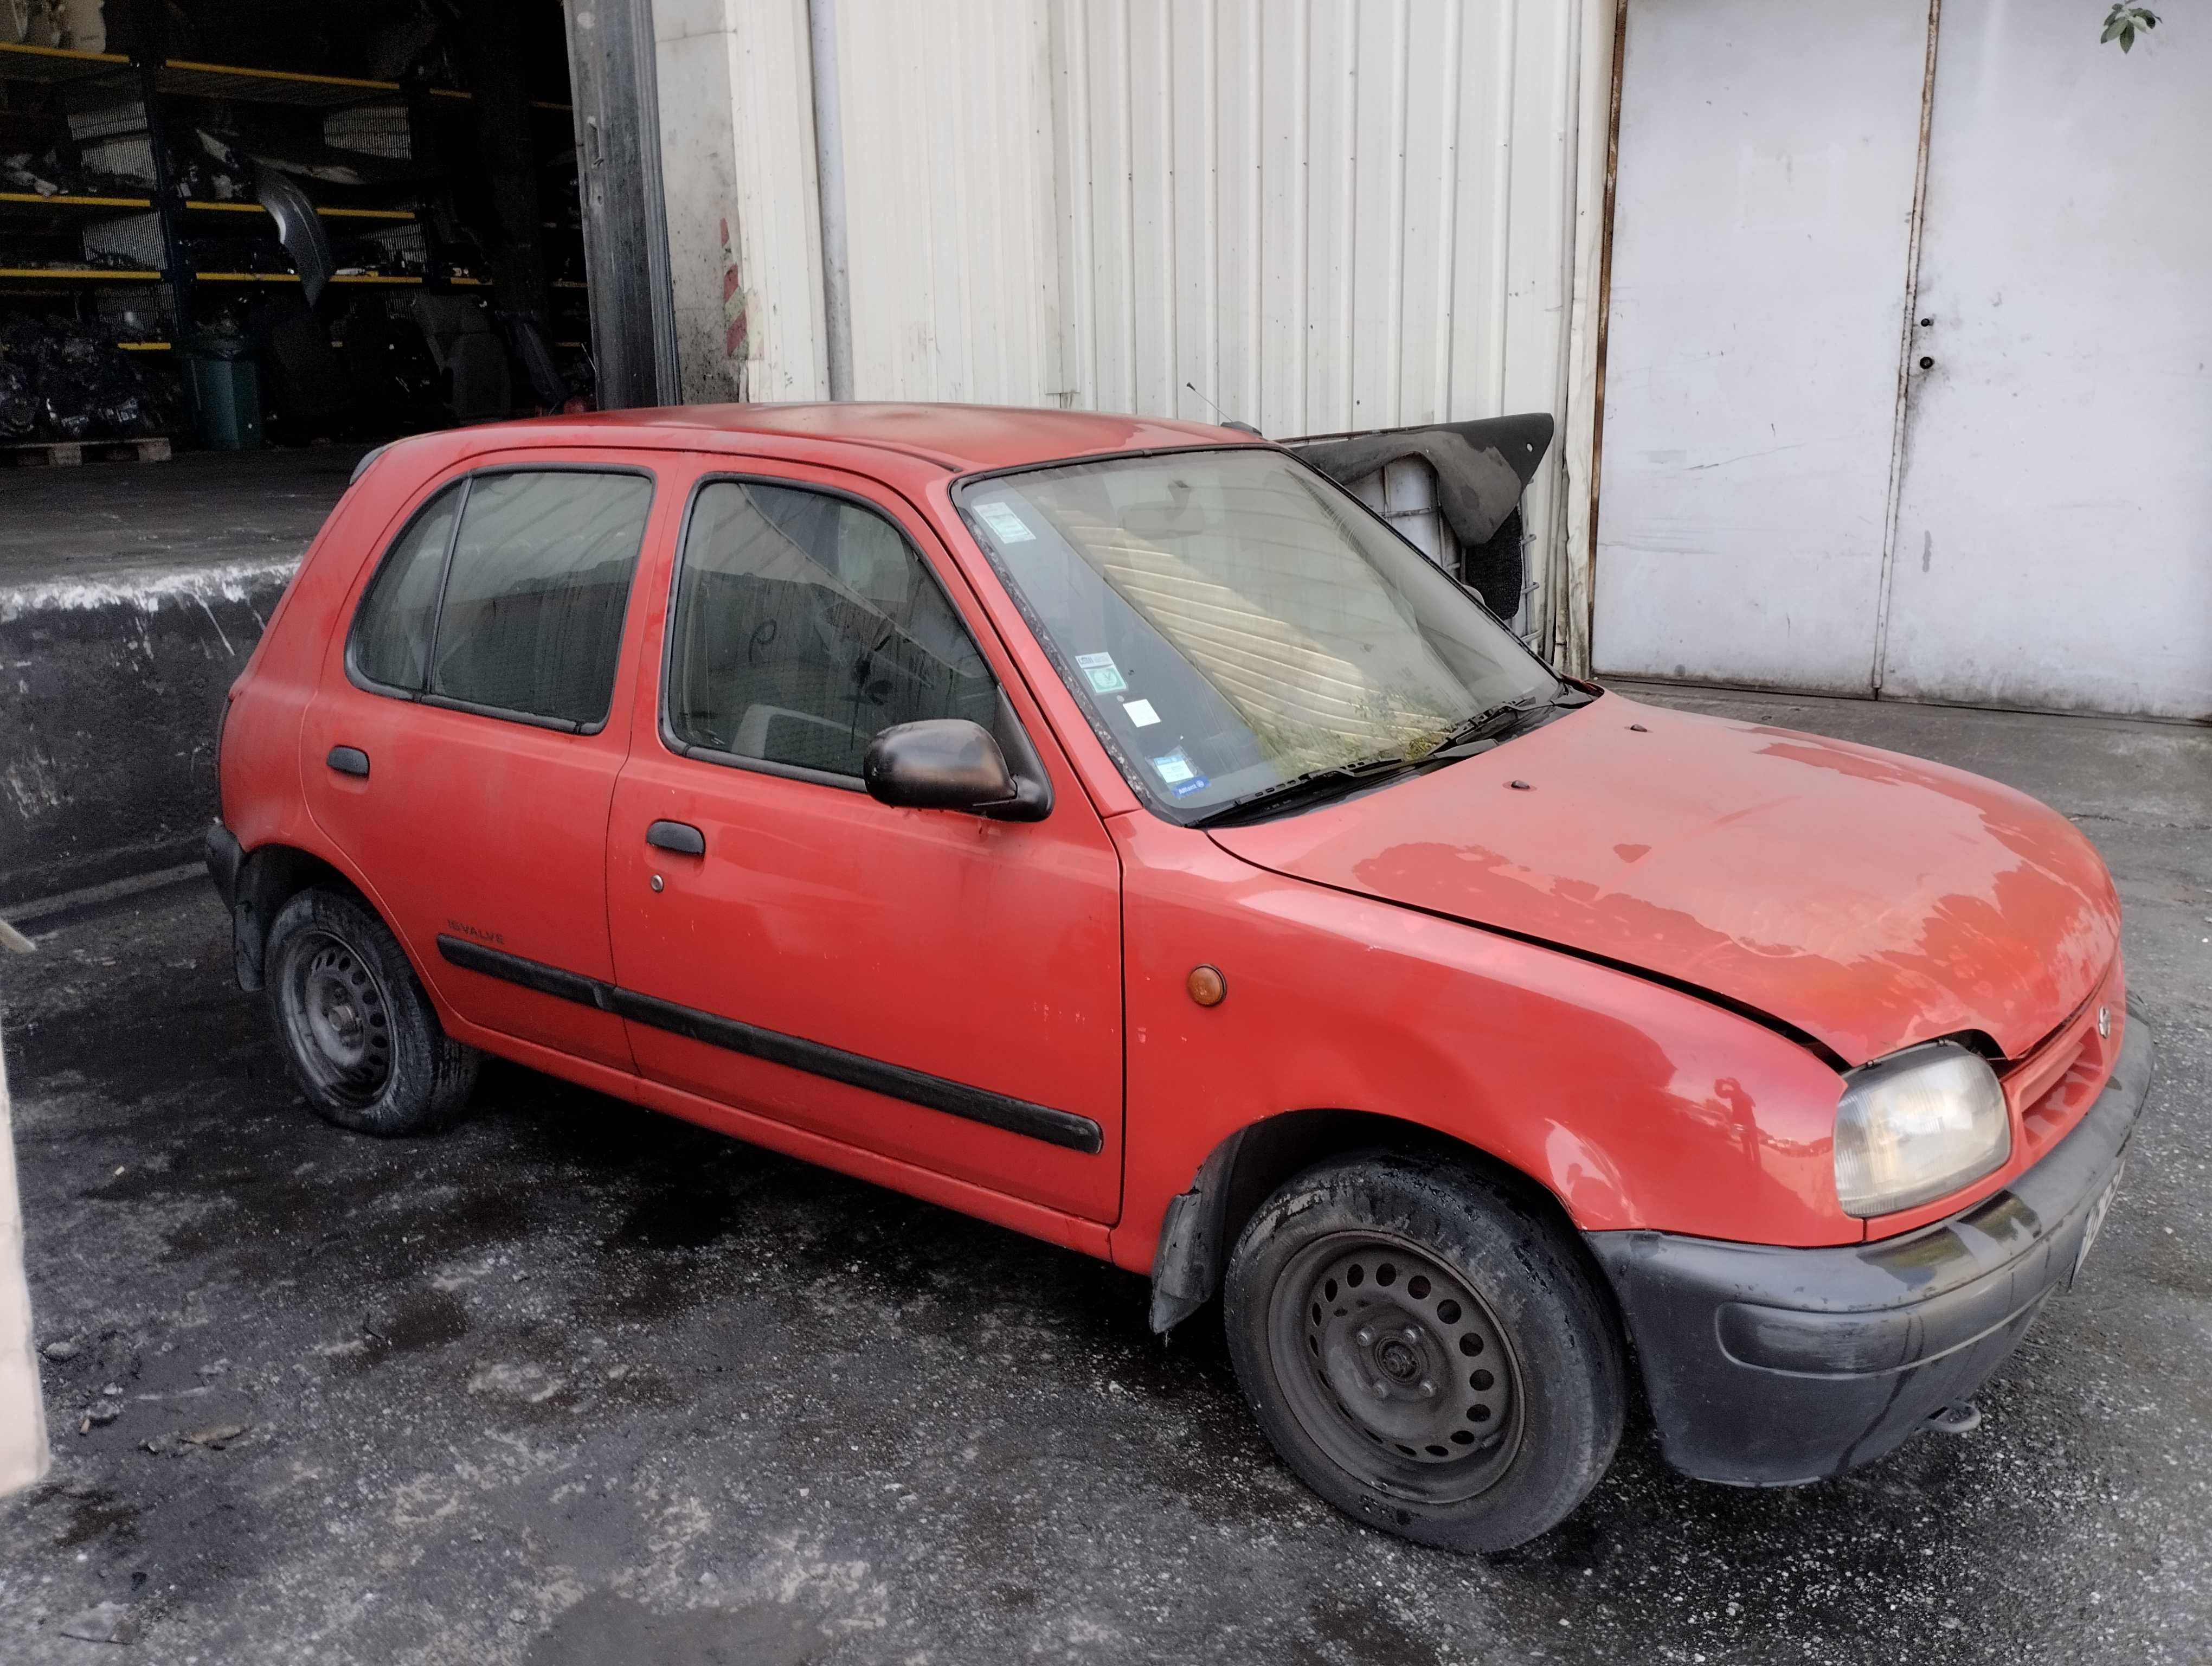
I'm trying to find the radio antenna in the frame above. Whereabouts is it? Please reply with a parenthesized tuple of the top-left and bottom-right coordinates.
(1185, 382, 1262, 437)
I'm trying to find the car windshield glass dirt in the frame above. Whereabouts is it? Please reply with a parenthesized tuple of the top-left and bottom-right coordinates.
(956, 448, 1560, 819)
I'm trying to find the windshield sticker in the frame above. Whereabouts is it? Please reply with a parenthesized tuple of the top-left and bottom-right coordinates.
(1075, 652, 1128, 694)
(972, 499, 1036, 543)
(1122, 697, 1161, 728)
(1150, 749, 1208, 796)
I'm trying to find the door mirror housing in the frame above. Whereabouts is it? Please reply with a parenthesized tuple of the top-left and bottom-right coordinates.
(864, 719, 1020, 815)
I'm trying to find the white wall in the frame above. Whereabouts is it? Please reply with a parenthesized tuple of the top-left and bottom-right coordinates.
(0, 1035, 49, 1497)
(1879, 0, 2212, 719)
(1594, 0, 2212, 719)
(652, 0, 1616, 668)
(1592, 0, 1932, 694)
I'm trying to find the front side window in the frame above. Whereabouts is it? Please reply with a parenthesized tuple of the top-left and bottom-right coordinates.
(665, 480, 997, 779)
(349, 468, 653, 729)
(954, 447, 1563, 821)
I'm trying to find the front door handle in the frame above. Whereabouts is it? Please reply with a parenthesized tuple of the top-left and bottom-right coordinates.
(646, 819, 705, 856)
(326, 746, 370, 778)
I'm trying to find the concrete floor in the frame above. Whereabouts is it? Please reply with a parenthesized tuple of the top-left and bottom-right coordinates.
(0, 684, 2206, 1664)
(0, 445, 370, 587)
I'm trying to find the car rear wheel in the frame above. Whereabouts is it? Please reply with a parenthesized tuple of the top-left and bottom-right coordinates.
(1224, 1150, 1625, 1553)
(265, 887, 479, 1136)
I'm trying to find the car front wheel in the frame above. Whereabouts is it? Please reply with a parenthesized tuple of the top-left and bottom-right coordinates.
(265, 887, 479, 1136)
(1224, 1150, 1626, 1553)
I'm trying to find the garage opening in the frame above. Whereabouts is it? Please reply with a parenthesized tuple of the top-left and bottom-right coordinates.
(0, 0, 607, 905)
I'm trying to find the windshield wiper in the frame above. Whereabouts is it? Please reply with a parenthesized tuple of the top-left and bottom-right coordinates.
(1422, 685, 1598, 758)
(1194, 687, 1599, 828)
(1193, 754, 1423, 828)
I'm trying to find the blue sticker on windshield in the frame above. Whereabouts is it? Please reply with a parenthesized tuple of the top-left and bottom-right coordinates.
(1150, 748, 1208, 797)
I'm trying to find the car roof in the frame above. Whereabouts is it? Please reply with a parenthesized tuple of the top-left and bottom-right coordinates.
(452, 402, 1262, 474)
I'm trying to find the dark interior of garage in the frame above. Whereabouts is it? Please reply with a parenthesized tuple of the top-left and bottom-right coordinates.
(1, 0, 590, 461)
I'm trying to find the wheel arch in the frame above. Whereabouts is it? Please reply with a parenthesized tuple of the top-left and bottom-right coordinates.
(229, 842, 370, 991)
(1147, 1107, 1617, 1341)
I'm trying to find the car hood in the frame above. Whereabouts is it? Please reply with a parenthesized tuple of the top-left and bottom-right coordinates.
(1206, 696, 2119, 1066)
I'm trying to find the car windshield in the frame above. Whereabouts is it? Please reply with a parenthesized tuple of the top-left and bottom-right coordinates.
(955, 447, 1561, 821)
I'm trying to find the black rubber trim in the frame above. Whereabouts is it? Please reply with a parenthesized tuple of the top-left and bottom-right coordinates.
(203, 820, 242, 909)
(607, 987, 1103, 1154)
(436, 934, 614, 1011)
(432, 934, 1101, 1155)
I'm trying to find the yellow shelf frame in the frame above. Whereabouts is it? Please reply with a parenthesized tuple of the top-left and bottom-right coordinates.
(184, 200, 417, 222)
(0, 266, 162, 280)
(0, 190, 152, 212)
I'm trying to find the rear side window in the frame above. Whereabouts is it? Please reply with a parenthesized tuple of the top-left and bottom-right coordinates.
(349, 468, 653, 729)
(665, 480, 996, 778)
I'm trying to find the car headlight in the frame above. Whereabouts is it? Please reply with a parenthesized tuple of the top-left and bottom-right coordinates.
(1833, 1040, 2011, 1217)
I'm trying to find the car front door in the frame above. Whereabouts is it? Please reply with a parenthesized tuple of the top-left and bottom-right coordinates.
(299, 450, 670, 1073)
(603, 458, 1124, 1222)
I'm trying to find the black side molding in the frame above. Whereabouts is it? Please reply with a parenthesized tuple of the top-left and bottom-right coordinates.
(437, 934, 612, 1010)
(433, 935, 1102, 1155)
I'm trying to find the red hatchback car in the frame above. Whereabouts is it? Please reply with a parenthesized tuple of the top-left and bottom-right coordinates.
(207, 405, 2150, 1552)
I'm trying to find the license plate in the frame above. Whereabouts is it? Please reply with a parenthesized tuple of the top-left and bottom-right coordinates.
(2072, 1164, 2124, 1285)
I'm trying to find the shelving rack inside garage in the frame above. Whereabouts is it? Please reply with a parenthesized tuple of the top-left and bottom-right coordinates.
(0, 36, 586, 361)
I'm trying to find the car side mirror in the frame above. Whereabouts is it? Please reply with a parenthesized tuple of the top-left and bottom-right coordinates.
(863, 719, 1020, 815)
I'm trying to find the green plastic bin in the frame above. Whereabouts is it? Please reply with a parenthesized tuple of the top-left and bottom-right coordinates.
(181, 349, 263, 451)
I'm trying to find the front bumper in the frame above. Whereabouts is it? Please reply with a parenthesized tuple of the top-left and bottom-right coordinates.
(1587, 1010, 2155, 1486)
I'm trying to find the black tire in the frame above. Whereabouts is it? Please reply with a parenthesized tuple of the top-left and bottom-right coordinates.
(1224, 1150, 1625, 1554)
(264, 887, 479, 1136)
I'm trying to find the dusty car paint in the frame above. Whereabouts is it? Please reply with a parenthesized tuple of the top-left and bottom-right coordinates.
(1210, 698, 2120, 1071)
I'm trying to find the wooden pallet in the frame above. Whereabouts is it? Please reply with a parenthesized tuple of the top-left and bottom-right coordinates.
(0, 436, 172, 467)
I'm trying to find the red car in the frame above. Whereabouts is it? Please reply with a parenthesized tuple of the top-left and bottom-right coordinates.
(206, 405, 2150, 1552)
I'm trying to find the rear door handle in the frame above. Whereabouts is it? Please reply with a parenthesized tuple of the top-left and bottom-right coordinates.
(326, 746, 370, 778)
(646, 819, 705, 856)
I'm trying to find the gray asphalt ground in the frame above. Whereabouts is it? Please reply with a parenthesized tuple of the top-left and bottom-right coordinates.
(1, 682, 2205, 1665)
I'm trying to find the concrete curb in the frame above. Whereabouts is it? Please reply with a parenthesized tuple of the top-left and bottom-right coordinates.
(0, 1031, 48, 1496)
(0, 558, 297, 908)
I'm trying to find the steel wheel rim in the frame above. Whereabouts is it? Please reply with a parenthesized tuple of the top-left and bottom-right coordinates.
(1267, 1229, 1525, 1504)
(279, 930, 394, 1107)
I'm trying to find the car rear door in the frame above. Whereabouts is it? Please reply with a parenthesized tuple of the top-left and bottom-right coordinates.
(602, 456, 1124, 1222)
(298, 447, 673, 1072)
